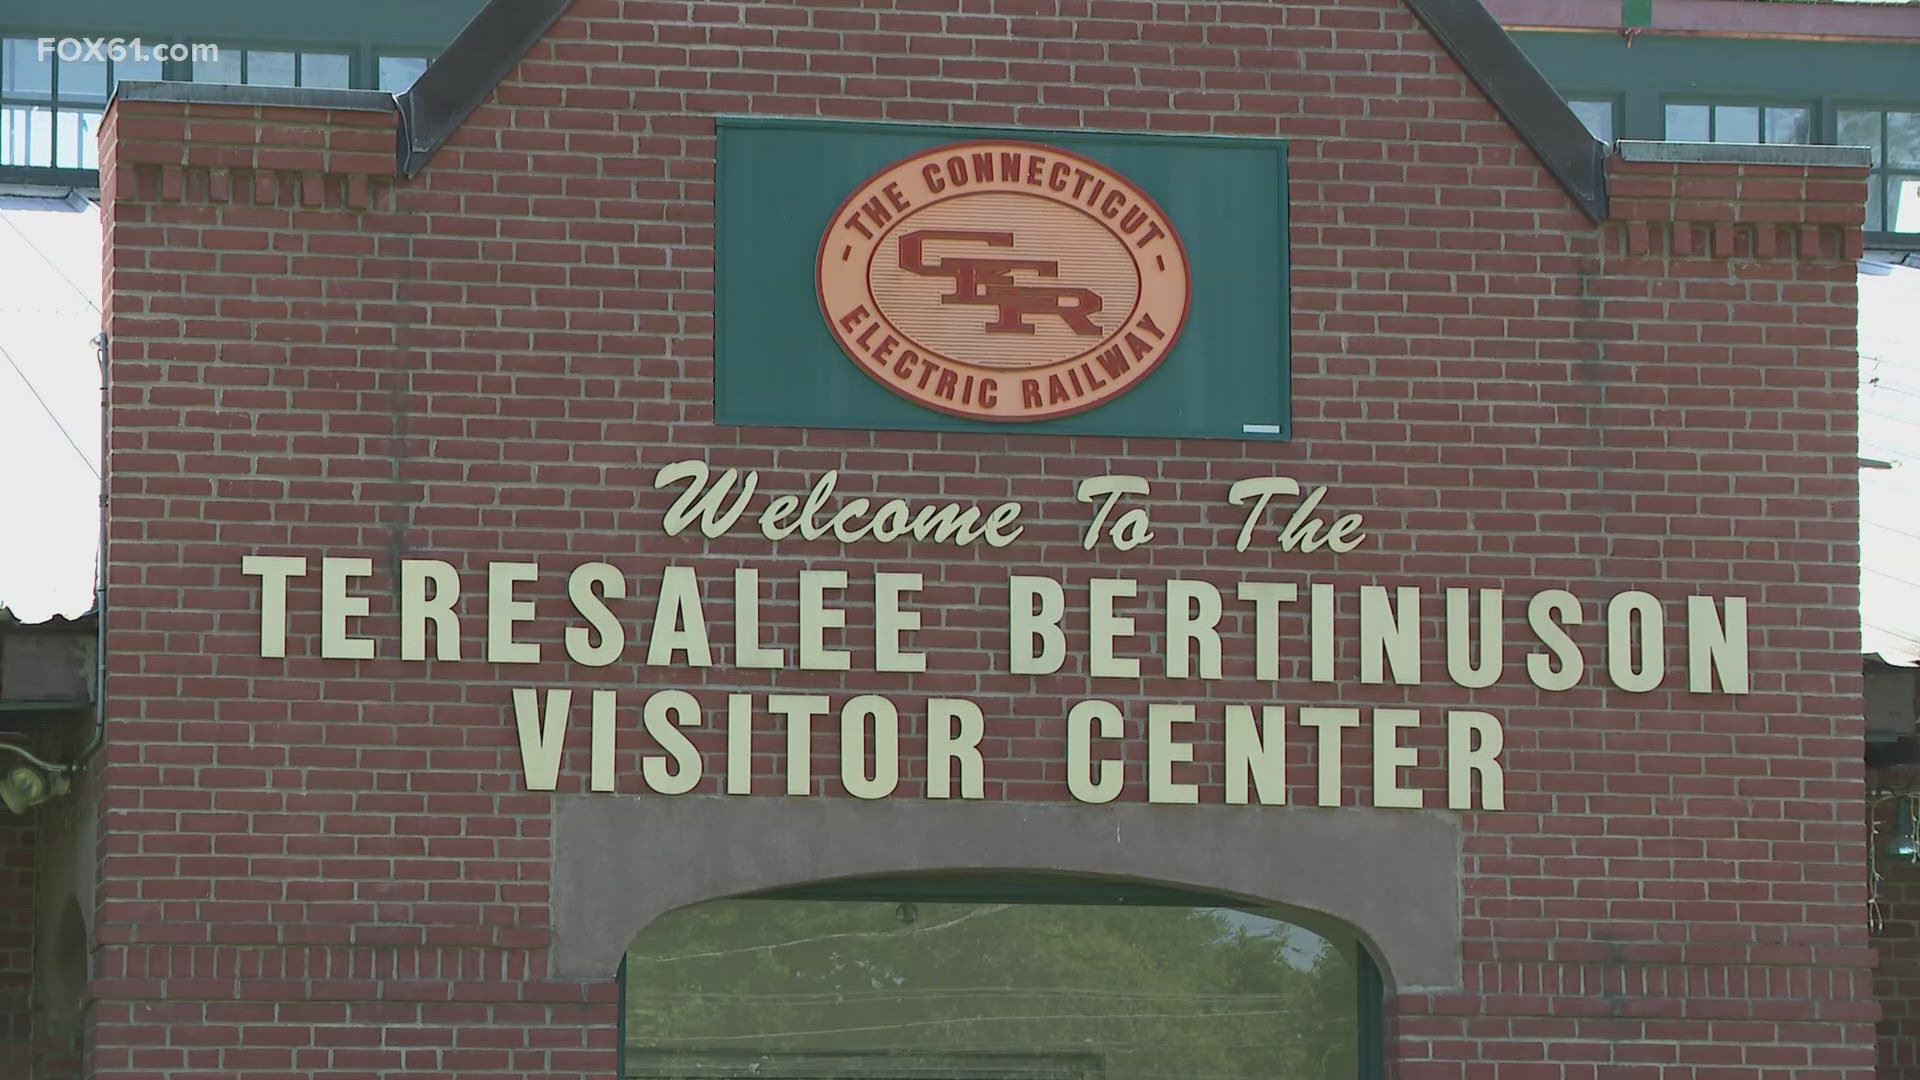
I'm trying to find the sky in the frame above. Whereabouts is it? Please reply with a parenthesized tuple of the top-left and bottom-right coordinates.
(1858, 257, 1920, 662)
(0, 192, 100, 623)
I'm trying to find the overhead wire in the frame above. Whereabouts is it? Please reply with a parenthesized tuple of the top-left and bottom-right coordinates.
(0, 339, 98, 480)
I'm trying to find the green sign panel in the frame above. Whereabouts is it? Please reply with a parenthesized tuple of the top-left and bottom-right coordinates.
(715, 117, 1291, 440)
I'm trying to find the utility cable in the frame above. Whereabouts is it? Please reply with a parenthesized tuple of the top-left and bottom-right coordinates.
(0, 339, 98, 479)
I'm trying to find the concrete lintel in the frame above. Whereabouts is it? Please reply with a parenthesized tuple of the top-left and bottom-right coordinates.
(551, 795, 1463, 992)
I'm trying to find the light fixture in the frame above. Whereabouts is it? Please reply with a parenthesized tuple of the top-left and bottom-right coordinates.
(0, 763, 67, 814)
(0, 742, 73, 815)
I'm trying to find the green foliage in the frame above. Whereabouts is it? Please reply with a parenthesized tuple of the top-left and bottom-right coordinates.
(624, 899, 1361, 1080)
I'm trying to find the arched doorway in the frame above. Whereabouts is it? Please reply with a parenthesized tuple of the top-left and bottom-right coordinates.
(619, 874, 1384, 1080)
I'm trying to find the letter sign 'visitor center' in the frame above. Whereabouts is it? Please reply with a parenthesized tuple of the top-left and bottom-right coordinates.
(79, 1, 1873, 1077)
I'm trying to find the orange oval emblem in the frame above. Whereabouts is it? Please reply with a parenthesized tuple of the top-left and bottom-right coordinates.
(817, 141, 1192, 422)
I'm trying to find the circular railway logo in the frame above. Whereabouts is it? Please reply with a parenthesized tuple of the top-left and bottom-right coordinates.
(817, 140, 1192, 422)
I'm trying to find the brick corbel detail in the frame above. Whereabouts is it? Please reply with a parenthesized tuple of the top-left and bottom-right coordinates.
(100, 99, 398, 212)
(1607, 158, 1869, 263)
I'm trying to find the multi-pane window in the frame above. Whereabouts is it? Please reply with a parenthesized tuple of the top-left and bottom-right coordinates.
(374, 53, 431, 92)
(183, 47, 353, 88)
(1664, 103, 1814, 145)
(1839, 109, 1920, 234)
(0, 36, 369, 170)
(0, 37, 139, 169)
(1567, 98, 1616, 144)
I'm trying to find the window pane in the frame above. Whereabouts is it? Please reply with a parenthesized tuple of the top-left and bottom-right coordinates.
(1894, 177, 1920, 234)
(57, 54, 108, 104)
(1715, 105, 1760, 143)
(113, 55, 163, 87)
(191, 49, 241, 84)
(1868, 176, 1885, 232)
(1666, 104, 1710, 142)
(1890, 112, 1920, 169)
(625, 898, 1365, 1080)
(376, 55, 429, 92)
(301, 52, 350, 89)
(1764, 107, 1810, 145)
(1568, 99, 1613, 143)
(245, 50, 296, 87)
(0, 104, 54, 166)
(53, 108, 101, 168)
(1840, 109, 1883, 166)
(2, 38, 53, 101)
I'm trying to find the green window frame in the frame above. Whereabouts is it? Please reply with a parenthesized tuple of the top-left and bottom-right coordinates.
(0, 34, 127, 170)
(1662, 100, 1816, 146)
(178, 42, 356, 88)
(1837, 106, 1920, 236)
(1564, 95, 1619, 144)
(372, 50, 433, 92)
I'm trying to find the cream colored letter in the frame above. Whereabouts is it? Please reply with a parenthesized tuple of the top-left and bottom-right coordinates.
(770, 694, 829, 796)
(1237, 582, 1298, 682)
(1089, 578, 1141, 678)
(1687, 595, 1749, 694)
(1225, 705, 1286, 805)
(591, 689, 616, 793)
(511, 687, 570, 792)
(840, 695, 900, 800)
(242, 554, 307, 659)
(1067, 700, 1124, 804)
(1526, 589, 1583, 691)
(1447, 711, 1505, 810)
(642, 689, 702, 795)
(1009, 575, 1066, 675)
(320, 557, 375, 660)
(927, 699, 985, 799)
(1147, 703, 1198, 804)
(798, 570, 850, 671)
(1165, 580, 1222, 680)
(647, 567, 712, 667)
(1445, 588, 1502, 689)
(732, 569, 784, 669)
(874, 572, 925, 673)
(1359, 586, 1420, 685)
(1607, 591, 1664, 692)
(488, 562, 541, 663)
(1299, 707, 1360, 807)
(400, 560, 462, 662)
(566, 562, 625, 667)
(1372, 709, 1422, 808)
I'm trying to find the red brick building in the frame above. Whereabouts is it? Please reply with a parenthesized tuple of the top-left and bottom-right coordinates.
(18, 0, 1884, 1074)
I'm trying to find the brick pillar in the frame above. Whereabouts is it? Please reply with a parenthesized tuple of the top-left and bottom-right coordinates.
(0, 813, 34, 1072)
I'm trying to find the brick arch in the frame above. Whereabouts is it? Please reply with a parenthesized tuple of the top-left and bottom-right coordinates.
(551, 795, 1461, 991)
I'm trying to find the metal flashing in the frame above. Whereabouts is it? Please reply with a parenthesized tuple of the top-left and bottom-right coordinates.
(112, 80, 396, 113)
(394, 0, 575, 177)
(1402, 0, 1610, 221)
(1617, 139, 1874, 167)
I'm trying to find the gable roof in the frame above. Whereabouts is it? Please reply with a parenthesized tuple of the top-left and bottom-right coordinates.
(127, 0, 1610, 222)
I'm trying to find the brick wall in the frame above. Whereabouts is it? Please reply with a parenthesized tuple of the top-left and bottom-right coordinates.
(0, 812, 32, 1073)
(97, 0, 1870, 1075)
(1877, 803, 1920, 1075)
